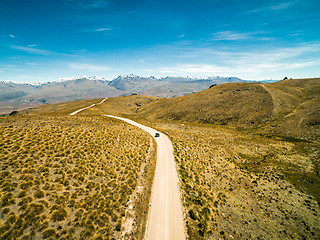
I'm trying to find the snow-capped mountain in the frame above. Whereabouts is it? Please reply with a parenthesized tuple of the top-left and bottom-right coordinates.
(60, 76, 109, 82)
(1, 75, 277, 114)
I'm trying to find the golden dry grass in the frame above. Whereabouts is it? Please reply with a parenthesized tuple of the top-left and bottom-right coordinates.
(150, 122, 319, 239)
(0, 114, 155, 239)
(94, 78, 320, 141)
(2, 77, 319, 239)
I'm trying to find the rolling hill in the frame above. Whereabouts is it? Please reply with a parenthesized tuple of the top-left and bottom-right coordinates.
(0, 75, 266, 115)
(135, 78, 320, 140)
(2, 77, 320, 239)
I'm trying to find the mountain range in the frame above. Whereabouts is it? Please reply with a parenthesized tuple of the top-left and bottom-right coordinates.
(0, 75, 277, 114)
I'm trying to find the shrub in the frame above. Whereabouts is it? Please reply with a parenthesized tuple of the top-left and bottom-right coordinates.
(0, 170, 12, 180)
(18, 196, 33, 206)
(189, 208, 199, 220)
(80, 228, 95, 239)
(26, 203, 45, 216)
(1, 192, 15, 207)
(17, 190, 28, 198)
(19, 181, 33, 190)
(39, 199, 50, 208)
(115, 218, 122, 231)
(0, 225, 11, 235)
(38, 220, 49, 231)
(2, 207, 10, 215)
(51, 207, 68, 222)
(34, 189, 45, 198)
(42, 228, 56, 239)
(5, 213, 17, 225)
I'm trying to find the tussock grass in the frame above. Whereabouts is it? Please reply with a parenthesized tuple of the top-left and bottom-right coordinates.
(0, 113, 153, 239)
(153, 122, 319, 239)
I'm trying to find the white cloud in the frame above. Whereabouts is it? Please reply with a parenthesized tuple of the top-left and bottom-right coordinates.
(246, 1, 299, 13)
(11, 45, 55, 55)
(212, 43, 320, 76)
(69, 63, 112, 72)
(159, 64, 226, 75)
(96, 28, 112, 32)
(0, 64, 16, 68)
(210, 31, 271, 41)
(211, 31, 251, 41)
(11, 45, 77, 58)
(146, 42, 320, 79)
(9, 35, 15, 38)
(270, 1, 296, 10)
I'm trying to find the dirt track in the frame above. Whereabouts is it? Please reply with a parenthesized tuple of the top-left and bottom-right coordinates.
(105, 115, 186, 240)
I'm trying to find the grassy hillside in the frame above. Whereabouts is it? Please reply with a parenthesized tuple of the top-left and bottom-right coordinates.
(0, 113, 156, 239)
(2, 77, 319, 239)
(0, 76, 252, 115)
(260, 78, 320, 140)
(151, 122, 319, 239)
(133, 78, 319, 140)
(93, 78, 320, 239)
(93, 78, 320, 140)
(140, 82, 274, 126)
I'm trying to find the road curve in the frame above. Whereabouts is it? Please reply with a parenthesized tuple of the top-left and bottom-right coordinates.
(70, 104, 96, 115)
(105, 115, 186, 240)
(70, 98, 108, 115)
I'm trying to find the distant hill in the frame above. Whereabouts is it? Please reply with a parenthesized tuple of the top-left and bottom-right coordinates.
(0, 75, 263, 114)
(79, 77, 318, 140)
(19, 77, 319, 139)
(108, 75, 248, 97)
(0, 78, 124, 114)
(0, 81, 40, 101)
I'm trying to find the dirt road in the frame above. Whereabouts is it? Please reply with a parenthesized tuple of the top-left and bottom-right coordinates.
(70, 98, 108, 115)
(105, 115, 186, 240)
(70, 104, 96, 115)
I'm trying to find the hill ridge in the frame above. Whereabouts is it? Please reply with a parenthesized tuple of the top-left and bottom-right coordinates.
(1, 75, 272, 114)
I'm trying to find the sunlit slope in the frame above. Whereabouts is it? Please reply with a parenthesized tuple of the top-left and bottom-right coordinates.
(261, 78, 320, 139)
(23, 98, 100, 116)
(140, 82, 273, 126)
(25, 78, 320, 140)
(0, 108, 155, 239)
(136, 78, 319, 139)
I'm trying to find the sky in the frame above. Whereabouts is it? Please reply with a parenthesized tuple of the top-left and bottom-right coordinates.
(1, 0, 320, 83)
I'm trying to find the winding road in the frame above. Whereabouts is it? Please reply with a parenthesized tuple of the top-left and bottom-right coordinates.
(69, 98, 108, 115)
(105, 115, 186, 240)
(70, 100, 186, 239)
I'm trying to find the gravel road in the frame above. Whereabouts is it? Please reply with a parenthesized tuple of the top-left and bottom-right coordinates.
(105, 115, 186, 240)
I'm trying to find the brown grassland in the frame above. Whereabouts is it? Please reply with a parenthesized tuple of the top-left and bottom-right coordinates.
(0, 111, 156, 239)
(150, 122, 319, 239)
(93, 78, 320, 239)
(1, 78, 319, 239)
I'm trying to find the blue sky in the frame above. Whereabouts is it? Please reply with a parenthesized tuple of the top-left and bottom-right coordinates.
(1, 0, 320, 82)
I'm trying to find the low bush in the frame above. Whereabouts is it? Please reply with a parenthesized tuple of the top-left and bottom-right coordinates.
(0, 113, 151, 239)
(51, 207, 68, 222)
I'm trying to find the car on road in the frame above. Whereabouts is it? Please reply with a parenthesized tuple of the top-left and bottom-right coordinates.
(155, 132, 160, 137)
